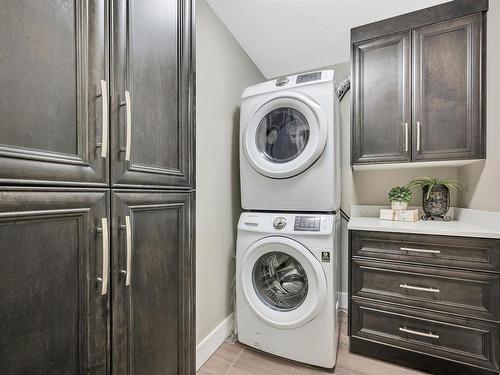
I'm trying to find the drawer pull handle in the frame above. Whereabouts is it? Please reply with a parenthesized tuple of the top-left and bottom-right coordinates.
(400, 283, 440, 293)
(399, 326, 439, 339)
(400, 247, 441, 254)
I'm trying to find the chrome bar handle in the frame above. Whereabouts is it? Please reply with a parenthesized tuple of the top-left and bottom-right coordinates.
(401, 247, 441, 254)
(100, 80, 109, 158)
(416, 121, 421, 151)
(400, 283, 440, 293)
(101, 217, 109, 295)
(124, 91, 132, 161)
(399, 326, 439, 339)
(124, 215, 131, 286)
(404, 122, 409, 152)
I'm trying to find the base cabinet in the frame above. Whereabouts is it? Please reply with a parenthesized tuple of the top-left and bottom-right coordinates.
(349, 230, 500, 375)
(111, 191, 194, 375)
(0, 189, 110, 375)
(0, 189, 194, 375)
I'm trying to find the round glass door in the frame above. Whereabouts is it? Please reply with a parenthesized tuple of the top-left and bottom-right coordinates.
(253, 251, 308, 311)
(256, 108, 310, 163)
(240, 237, 327, 329)
(243, 91, 327, 179)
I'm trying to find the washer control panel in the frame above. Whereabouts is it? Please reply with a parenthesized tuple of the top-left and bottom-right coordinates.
(273, 217, 287, 230)
(294, 216, 321, 231)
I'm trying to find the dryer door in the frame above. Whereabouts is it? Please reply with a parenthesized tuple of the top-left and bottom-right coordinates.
(243, 91, 327, 179)
(241, 236, 327, 329)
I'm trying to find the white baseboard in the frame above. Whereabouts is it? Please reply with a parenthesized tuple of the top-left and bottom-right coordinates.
(339, 292, 348, 310)
(196, 313, 235, 371)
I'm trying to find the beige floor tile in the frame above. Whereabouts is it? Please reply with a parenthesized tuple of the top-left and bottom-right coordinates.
(198, 320, 423, 375)
(216, 342, 245, 364)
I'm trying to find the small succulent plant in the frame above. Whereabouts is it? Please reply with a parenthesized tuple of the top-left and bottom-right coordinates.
(388, 186, 412, 203)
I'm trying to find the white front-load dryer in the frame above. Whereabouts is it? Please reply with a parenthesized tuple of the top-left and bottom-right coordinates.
(236, 212, 341, 369)
(239, 70, 341, 212)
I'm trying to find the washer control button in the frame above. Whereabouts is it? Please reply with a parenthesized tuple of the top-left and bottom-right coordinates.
(273, 217, 287, 230)
(275, 77, 289, 87)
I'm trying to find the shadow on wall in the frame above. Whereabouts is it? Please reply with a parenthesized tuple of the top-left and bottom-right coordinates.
(457, 160, 486, 206)
(232, 108, 242, 233)
(229, 107, 241, 312)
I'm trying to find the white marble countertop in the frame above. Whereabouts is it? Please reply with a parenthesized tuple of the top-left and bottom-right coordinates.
(348, 205, 500, 239)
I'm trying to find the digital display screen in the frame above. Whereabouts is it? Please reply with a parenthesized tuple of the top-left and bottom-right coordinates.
(296, 72, 322, 84)
(294, 216, 321, 231)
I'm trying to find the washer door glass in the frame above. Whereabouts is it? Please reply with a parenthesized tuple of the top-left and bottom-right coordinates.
(253, 251, 308, 311)
(240, 236, 327, 329)
(256, 108, 310, 163)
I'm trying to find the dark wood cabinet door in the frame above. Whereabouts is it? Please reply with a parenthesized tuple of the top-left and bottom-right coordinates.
(111, 0, 194, 188)
(0, 0, 109, 186)
(0, 188, 110, 375)
(111, 190, 194, 375)
(352, 31, 411, 164)
(412, 13, 485, 161)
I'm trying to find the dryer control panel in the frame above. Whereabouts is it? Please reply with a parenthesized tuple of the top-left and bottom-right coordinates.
(294, 216, 321, 231)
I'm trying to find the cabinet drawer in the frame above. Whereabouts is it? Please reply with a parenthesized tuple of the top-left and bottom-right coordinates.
(351, 299, 500, 372)
(351, 231, 500, 272)
(352, 259, 500, 322)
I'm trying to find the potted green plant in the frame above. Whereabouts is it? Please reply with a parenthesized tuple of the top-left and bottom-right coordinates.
(388, 186, 412, 211)
(407, 177, 467, 220)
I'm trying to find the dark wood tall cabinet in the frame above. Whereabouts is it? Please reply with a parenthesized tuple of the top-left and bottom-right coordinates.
(0, 1, 195, 374)
(0, 0, 109, 185)
(111, 191, 194, 375)
(351, 0, 487, 166)
(0, 189, 110, 374)
(111, 0, 194, 188)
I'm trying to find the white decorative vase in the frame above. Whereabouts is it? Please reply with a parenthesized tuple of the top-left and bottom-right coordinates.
(391, 201, 408, 211)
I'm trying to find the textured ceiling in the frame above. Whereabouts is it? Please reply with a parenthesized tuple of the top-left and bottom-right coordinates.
(206, 0, 451, 78)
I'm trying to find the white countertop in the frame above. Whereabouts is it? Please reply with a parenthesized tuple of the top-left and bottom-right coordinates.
(347, 206, 500, 239)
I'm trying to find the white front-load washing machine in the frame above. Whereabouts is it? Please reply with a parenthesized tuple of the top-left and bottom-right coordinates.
(236, 212, 341, 369)
(239, 70, 340, 212)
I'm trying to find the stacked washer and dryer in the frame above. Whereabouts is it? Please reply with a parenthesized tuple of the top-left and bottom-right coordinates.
(236, 70, 342, 369)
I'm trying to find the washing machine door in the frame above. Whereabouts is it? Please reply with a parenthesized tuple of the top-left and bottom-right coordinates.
(241, 236, 327, 329)
(243, 91, 328, 179)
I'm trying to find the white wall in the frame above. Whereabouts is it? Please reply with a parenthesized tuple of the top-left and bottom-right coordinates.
(458, 0, 500, 212)
(195, 0, 265, 355)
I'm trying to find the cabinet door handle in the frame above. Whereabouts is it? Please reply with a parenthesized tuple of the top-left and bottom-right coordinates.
(400, 283, 440, 293)
(416, 121, 421, 151)
(399, 326, 439, 339)
(100, 80, 109, 158)
(124, 91, 132, 161)
(404, 122, 409, 152)
(400, 247, 441, 254)
(100, 217, 109, 295)
(124, 215, 131, 286)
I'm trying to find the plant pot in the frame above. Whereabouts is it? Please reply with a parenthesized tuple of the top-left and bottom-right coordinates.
(422, 184, 450, 220)
(391, 201, 408, 211)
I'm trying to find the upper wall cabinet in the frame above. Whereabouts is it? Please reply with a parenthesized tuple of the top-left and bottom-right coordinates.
(351, 0, 487, 167)
(352, 31, 411, 164)
(111, 0, 194, 188)
(0, 0, 109, 185)
(412, 14, 484, 161)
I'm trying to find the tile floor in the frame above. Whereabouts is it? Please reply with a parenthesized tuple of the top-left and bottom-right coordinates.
(198, 313, 426, 375)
